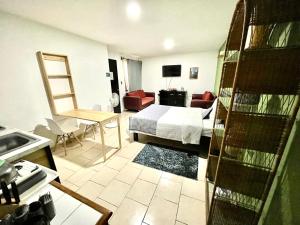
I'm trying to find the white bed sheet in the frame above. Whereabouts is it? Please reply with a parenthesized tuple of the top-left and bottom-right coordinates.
(156, 107, 203, 144)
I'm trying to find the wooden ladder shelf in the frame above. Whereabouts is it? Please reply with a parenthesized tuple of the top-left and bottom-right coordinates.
(37, 52, 78, 115)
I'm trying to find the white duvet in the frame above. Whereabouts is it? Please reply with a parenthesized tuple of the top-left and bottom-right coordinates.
(156, 107, 203, 144)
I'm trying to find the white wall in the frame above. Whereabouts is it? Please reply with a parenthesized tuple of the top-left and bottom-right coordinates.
(142, 51, 218, 106)
(0, 11, 112, 130)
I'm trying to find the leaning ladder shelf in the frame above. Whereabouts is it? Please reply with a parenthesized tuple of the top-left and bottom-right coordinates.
(205, 1, 300, 225)
(37, 52, 78, 115)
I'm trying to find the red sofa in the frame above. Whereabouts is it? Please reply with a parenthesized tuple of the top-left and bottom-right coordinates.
(190, 91, 216, 108)
(123, 90, 155, 111)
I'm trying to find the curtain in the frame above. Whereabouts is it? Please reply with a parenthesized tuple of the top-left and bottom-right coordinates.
(127, 59, 142, 91)
(122, 58, 129, 92)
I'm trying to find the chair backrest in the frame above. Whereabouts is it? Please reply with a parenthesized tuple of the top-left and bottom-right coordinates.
(92, 104, 102, 111)
(45, 118, 64, 135)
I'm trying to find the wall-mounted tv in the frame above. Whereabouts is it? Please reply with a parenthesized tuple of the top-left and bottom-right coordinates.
(162, 65, 181, 77)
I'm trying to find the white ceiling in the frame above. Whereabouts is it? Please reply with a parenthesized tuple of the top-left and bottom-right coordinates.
(0, 0, 237, 58)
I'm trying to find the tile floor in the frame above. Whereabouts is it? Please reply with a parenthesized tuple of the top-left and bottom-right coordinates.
(53, 112, 208, 225)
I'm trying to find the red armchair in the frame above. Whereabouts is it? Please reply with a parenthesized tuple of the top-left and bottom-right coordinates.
(123, 90, 155, 111)
(191, 91, 216, 108)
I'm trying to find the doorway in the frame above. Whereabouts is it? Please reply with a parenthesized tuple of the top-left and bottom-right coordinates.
(108, 59, 121, 113)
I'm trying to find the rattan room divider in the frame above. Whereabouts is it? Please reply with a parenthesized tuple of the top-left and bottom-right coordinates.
(205, 1, 300, 225)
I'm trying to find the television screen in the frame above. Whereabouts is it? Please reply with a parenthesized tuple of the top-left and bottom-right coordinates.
(162, 65, 181, 77)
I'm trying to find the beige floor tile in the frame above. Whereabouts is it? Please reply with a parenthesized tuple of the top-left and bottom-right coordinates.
(128, 161, 145, 170)
(61, 180, 79, 192)
(139, 167, 162, 184)
(127, 179, 156, 206)
(65, 155, 92, 167)
(177, 195, 206, 225)
(90, 166, 119, 186)
(99, 180, 131, 206)
(115, 165, 142, 185)
(117, 145, 141, 160)
(182, 178, 206, 201)
(80, 139, 98, 150)
(175, 221, 187, 225)
(144, 197, 178, 225)
(83, 147, 103, 160)
(161, 172, 183, 184)
(77, 181, 104, 201)
(154, 178, 182, 203)
(57, 167, 75, 181)
(109, 198, 147, 225)
(94, 198, 117, 213)
(105, 156, 129, 171)
(54, 156, 82, 171)
(67, 168, 97, 187)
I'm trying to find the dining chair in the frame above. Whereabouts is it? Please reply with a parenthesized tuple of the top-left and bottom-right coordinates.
(45, 118, 82, 156)
(80, 104, 102, 139)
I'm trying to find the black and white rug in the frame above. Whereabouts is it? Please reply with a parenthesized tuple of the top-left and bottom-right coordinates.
(133, 144, 199, 179)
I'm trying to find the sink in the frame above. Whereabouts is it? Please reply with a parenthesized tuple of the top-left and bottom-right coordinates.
(0, 132, 38, 156)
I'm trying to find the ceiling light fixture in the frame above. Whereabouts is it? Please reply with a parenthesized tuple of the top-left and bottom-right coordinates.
(126, 1, 141, 21)
(163, 39, 175, 50)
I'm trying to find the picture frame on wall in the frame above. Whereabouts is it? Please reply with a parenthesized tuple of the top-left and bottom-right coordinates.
(190, 67, 198, 79)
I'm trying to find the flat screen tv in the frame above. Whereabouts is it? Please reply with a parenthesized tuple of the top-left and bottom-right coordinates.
(162, 65, 181, 77)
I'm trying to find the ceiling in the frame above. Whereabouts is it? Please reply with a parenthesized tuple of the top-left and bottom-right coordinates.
(0, 0, 237, 58)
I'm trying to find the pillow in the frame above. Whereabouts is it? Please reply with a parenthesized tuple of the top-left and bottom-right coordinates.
(138, 90, 146, 98)
(203, 92, 213, 101)
(127, 91, 140, 97)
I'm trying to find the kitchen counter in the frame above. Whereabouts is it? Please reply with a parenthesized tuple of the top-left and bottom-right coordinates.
(26, 181, 112, 225)
(0, 164, 111, 225)
(0, 128, 51, 162)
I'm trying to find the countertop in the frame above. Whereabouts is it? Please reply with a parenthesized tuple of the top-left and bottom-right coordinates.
(0, 128, 51, 162)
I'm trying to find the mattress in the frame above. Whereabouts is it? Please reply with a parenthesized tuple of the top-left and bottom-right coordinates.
(129, 104, 214, 142)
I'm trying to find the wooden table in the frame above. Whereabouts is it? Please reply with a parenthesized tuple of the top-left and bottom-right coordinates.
(59, 109, 122, 161)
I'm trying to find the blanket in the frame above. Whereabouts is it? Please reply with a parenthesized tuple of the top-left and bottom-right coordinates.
(156, 107, 203, 144)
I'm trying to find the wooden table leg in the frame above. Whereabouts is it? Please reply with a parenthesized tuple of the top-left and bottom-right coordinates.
(117, 117, 122, 149)
(99, 123, 106, 161)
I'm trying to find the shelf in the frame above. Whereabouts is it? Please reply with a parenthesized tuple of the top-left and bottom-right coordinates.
(206, 155, 219, 182)
(213, 129, 224, 151)
(226, 1, 244, 51)
(221, 62, 236, 88)
(53, 93, 75, 99)
(48, 74, 71, 79)
(225, 112, 288, 154)
(215, 159, 270, 199)
(216, 103, 227, 124)
(218, 96, 231, 111)
(248, 1, 300, 26)
(236, 48, 300, 95)
(210, 199, 257, 225)
(206, 1, 300, 224)
(224, 51, 239, 63)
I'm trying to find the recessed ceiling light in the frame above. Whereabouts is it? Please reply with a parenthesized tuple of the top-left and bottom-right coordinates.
(126, 1, 141, 21)
(163, 39, 175, 50)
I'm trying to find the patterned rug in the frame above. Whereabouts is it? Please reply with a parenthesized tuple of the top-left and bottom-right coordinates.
(133, 144, 199, 179)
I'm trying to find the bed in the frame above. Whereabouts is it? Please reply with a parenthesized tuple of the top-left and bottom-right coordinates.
(129, 101, 218, 145)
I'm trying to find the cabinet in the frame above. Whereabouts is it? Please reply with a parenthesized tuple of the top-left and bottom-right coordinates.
(159, 90, 187, 107)
(206, 1, 300, 225)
